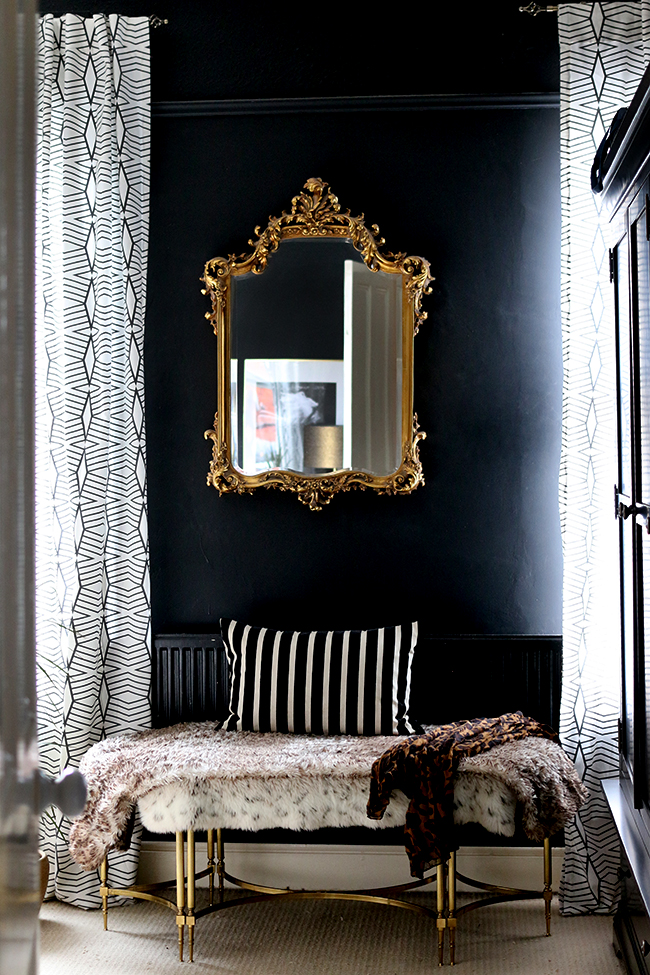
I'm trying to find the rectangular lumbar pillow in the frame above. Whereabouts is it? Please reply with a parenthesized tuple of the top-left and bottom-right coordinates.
(220, 619, 420, 736)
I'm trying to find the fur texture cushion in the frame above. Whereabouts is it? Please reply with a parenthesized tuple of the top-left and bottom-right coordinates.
(67, 723, 582, 872)
(454, 736, 588, 842)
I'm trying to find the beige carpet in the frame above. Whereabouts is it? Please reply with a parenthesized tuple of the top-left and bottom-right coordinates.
(39, 892, 624, 975)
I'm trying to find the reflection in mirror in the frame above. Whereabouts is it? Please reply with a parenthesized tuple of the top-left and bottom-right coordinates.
(230, 239, 403, 478)
(235, 357, 344, 475)
(344, 258, 402, 476)
(202, 178, 432, 510)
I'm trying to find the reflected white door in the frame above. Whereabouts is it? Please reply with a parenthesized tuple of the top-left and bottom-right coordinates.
(344, 261, 402, 475)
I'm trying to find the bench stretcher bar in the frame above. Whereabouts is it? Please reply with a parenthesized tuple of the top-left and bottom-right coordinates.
(99, 830, 552, 965)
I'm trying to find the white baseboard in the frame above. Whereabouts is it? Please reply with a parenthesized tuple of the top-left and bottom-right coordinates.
(137, 840, 564, 894)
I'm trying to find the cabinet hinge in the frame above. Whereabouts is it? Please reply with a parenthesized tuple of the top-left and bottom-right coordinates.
(618, 717, 624, 752)
(615, 484, 626, 520)
(609, 248, 615, 283)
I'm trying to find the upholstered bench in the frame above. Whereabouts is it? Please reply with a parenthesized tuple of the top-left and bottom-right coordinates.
(68, 721, 586, 966)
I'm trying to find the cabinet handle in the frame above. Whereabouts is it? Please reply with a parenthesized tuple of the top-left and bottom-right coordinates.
(617, 499, 650, 531)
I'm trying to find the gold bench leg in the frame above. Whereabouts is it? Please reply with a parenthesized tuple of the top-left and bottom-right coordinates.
(175, 831, 186, 961)
(216, 828, 225, 905)
(448, 851, 457, 966)
(543, 836, 552, 936)
(436, 859, 446, 966)
(100, 857, 109, 931)
(207, 829, 215, 908)
(187, 830, 196, 962)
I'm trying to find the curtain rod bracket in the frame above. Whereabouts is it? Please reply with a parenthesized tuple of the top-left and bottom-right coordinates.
(519, 3, 558, 13)
(520, 2, 597, 14)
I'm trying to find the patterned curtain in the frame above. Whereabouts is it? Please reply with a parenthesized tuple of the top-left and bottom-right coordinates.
(35, 14, 151, 908)
(558, 2, 650, 913)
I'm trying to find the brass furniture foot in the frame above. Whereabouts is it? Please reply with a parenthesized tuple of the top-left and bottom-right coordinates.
(448, 851, 457, 966)
(176, 831, 185, 961)
(543, 836, 552, 936)
(187, 830, 195, 961)
(176, 912, 185, 962)
(207, 828, 215, 907)
(216, 827, 225, 904)
(100, 857, 109, 930)
(436, 860, 446, 966)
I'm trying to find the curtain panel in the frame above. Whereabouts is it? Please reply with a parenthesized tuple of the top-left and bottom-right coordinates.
(35, 14, 151, 908)
(558, 1, 650, 914)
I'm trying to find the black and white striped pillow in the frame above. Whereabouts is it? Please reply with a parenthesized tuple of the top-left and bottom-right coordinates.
(220, 619, 420, 735)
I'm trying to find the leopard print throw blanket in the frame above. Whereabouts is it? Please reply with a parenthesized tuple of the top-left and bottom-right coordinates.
(367, 712, 588, 878)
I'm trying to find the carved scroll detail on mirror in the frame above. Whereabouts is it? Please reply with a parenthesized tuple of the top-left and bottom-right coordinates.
(201, 178, 432, 511)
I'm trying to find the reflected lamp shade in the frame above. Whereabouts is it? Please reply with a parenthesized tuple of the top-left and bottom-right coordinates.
(303, 424, 343, 470)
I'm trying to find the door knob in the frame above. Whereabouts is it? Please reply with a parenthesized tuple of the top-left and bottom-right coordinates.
(37, 769, 86, 818)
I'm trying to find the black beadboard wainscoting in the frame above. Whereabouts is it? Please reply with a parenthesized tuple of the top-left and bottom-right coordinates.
(148, 632, 562, 849)
(151, 633, 562, 731)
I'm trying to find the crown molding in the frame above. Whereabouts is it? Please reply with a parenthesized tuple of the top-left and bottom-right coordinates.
(152, 92, 559, 118)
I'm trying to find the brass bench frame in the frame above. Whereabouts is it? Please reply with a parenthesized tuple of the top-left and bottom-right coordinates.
(99, 830, 552, 966)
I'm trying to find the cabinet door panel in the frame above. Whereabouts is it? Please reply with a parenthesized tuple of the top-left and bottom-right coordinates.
(633, 215, 650, 803)
(616, 234, 636, 775)
(616, 205, 650, 811)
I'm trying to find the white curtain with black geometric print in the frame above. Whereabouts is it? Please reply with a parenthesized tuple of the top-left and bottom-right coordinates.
(35, 14, 151, 908)
(558, 2, 650, 914)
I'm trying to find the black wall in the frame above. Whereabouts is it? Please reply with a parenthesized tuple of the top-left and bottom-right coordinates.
(39, 3, 563, 638)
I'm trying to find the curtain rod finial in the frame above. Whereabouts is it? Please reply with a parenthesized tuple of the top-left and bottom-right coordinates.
(519, 3, 558, 14)
(149, 16, 169, 28)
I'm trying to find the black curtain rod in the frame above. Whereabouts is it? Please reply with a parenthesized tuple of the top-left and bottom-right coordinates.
(520, 1, 634, 13)
(40, 13, 168, 26)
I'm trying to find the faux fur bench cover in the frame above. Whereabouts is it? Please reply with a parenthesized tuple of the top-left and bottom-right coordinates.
(68, 722, 584, 872)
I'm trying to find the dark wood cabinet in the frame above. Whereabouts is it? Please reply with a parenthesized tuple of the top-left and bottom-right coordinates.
(603, 62, 650, 974)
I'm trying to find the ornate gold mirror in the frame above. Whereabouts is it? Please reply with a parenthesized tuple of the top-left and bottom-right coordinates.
(202, 178, 432, 510)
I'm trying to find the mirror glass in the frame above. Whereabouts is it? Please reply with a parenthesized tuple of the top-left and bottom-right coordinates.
(230, 239, 402, 477)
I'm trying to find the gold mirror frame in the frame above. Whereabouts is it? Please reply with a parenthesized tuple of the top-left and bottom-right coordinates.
(201, 178, 432, 511)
